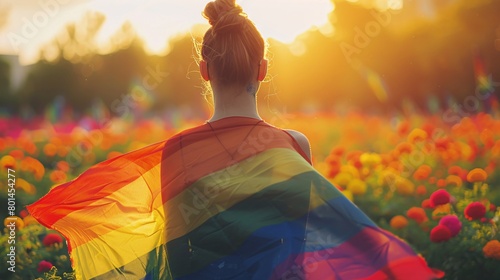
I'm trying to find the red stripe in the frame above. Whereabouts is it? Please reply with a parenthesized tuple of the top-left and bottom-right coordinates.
(27, 140, 166, 226)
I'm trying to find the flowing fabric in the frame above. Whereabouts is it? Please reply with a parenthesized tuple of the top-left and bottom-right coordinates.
(28, 117, 444, 280)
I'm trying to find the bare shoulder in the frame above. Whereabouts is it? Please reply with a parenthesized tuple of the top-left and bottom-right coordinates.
(283, 129, 311, 162)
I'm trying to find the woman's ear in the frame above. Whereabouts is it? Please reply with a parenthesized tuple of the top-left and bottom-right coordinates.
(257, 59, 268, 81)
(200, 60, 210, 81)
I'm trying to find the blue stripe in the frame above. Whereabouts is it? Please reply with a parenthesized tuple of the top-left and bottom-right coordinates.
(176, 195, 376, 280)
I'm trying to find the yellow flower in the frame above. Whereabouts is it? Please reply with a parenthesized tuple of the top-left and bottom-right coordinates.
(342, 190, 354, 201)
(483, 240, 500, 260)
(340, 165, 360, 179)
(347, 178, 367, 196)
(432, 204, 451, 220)
(408, 128, 428, 143)
(333, 172, 353, 188)
(395, 177, 415, 196)
(378, 169, 398, 187)
(445, 175, 463, 188)
(3, 216, 24, 230)
(360, 153, 381, 167)
(23, 215, 39, 226)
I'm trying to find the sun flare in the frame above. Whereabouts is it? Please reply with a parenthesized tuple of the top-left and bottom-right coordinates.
(85, 0, 334, 54)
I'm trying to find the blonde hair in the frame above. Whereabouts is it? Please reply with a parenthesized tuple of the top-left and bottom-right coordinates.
(201, 0, 266, 87)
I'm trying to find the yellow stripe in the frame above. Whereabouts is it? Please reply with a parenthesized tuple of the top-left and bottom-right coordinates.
(57, 148, 313, 279)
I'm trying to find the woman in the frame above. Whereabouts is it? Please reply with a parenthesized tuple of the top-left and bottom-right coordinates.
(28, 0, 444, 279)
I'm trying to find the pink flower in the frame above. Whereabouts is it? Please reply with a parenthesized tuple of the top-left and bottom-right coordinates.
(37, 260, 53, 273)
(438, 215, 462, 237)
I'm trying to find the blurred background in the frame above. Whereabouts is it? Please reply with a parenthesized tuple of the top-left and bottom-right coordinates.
(1, 2, 500, 279)
(0, 0, 498, 124)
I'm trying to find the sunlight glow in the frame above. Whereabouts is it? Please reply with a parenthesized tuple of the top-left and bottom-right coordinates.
(86, 0, 333, 54)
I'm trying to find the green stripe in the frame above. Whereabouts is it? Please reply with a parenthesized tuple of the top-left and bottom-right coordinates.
(93, 170, 340, 279)
(166, 170, 335, 277)
(92, 245, 172, 280)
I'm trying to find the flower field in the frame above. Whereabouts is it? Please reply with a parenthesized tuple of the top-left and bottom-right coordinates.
(1, 111, 500, 279)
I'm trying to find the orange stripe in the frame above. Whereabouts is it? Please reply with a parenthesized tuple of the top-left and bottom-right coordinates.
(28, 120, 305, 227)
(52, 148, 312, 248)
(161, 121, 305, 202)
(27, 140, 166, 227)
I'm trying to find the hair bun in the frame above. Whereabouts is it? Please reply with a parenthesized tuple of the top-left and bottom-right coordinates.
(203, 0, 246, 34)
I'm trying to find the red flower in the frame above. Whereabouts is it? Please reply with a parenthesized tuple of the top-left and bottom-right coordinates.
(464, 202, 486, 220)
(43, 233, 63, 247)
(438, 215, 462, 237)
(490, 203, 497, 212)
(481, 217, 491, 223)
(37, 260, 53, 273)
(19, 209, 29, 218)
(406, 207, 428, 224)
(421, 199, 433, 209)
(430, 225, 451, 243)
(430, 189, 450, 206)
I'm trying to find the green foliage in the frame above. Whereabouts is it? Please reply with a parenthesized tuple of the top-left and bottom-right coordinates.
(0, 225, 72, 280)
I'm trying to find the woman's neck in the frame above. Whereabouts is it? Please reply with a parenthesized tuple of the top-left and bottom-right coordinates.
(208, 83, 261, 122)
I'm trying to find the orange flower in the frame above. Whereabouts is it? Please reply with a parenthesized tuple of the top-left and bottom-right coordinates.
(16, 178, 36, 195)
(483, 240, 500, 260)
(448, 165, 463, 176)
(20, 157, 45, 180)
(421, 199, 433, 208)
(479, 129, 495, 148)
(395, 142, 413, 155)
(49, 170, 67, 183)
(390, 215, 409, 229)
(56, 161, 70, 172)
(445, 175, 462, 188)
(330, 146, 345, 157)
(9, 149, 24, 159)
(436, 179, 447, 188)
(428, 176, 436, 184)
(407, 207, 428, 224)
(397, 120, 410, 136)
(413, 165, 432, 181)
(416, 185, 427, 196)
(43, 143, 58, 157)
(57, 146, 69, 157)
(467, 168, 487, 182)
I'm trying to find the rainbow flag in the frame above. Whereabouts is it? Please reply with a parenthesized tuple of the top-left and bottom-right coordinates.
(28, 117, 444, 279)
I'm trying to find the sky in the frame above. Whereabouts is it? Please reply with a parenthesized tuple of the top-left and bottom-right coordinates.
(0, 0, 336, 64)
